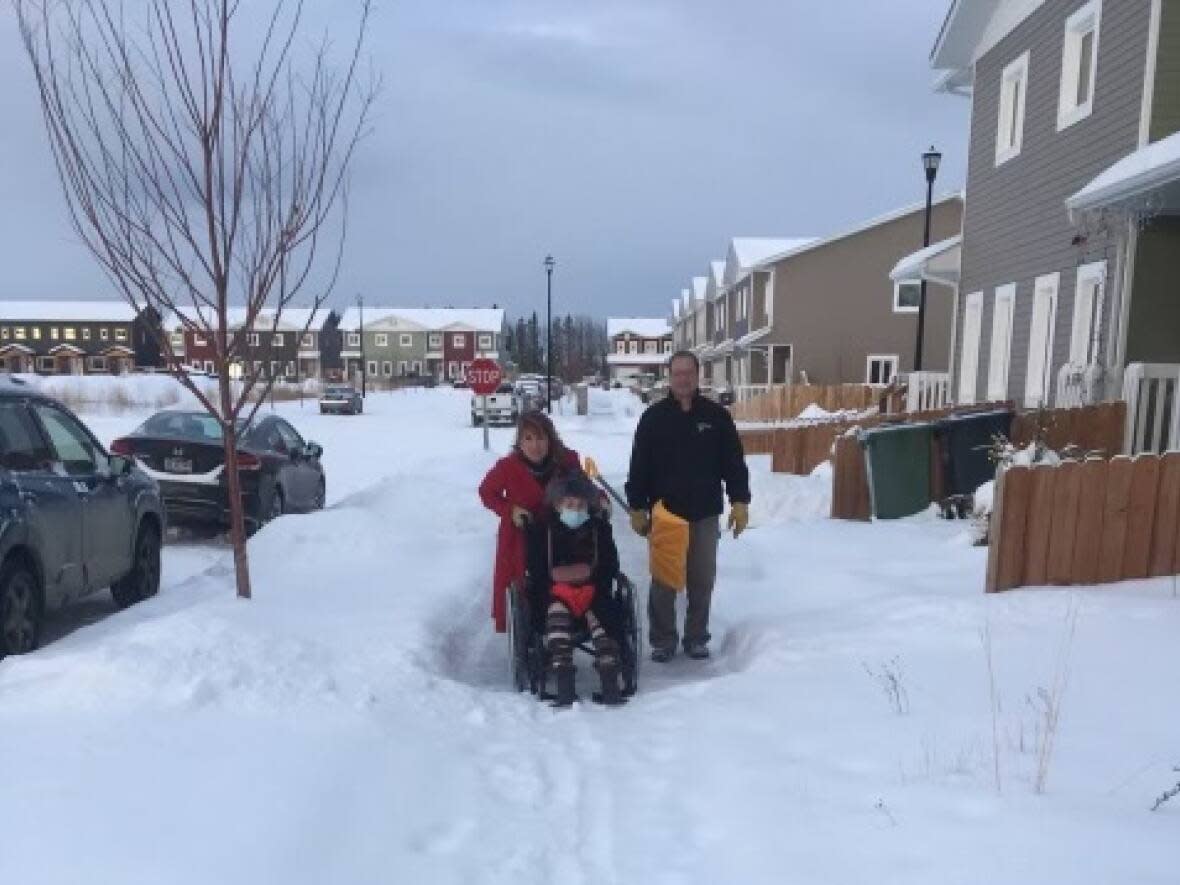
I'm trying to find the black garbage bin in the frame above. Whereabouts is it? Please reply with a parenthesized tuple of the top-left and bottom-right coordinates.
(860, 423, 935, 519)
(935, 410, 1014, 498)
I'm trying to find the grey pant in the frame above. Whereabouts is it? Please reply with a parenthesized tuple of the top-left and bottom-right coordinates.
(648, 515, 720, 650)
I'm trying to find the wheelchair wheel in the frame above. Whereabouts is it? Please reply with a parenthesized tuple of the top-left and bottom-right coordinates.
(616, 574, 641, 696)
(506, 583, 529, 693)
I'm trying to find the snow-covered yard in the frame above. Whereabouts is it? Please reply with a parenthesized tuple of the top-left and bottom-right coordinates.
(1, 387, 1177, 884)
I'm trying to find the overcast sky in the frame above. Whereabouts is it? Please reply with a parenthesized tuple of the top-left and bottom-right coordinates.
(0, 1, 966, 322)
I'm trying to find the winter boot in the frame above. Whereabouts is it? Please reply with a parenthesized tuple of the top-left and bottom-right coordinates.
(552, 666, 576, 707)
(594, 663, 624, 705)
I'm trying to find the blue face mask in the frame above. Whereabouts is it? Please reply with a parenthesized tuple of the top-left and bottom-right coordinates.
(559, 508, 590, 530)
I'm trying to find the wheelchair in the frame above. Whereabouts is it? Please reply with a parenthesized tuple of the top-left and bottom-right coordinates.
(506, 571, 642, 702)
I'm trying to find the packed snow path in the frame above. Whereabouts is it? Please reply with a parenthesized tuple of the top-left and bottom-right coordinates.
(1, 388, 1177, 884)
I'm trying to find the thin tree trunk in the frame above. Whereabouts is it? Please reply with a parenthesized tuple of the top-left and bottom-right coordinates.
(219, 373, 252, 599)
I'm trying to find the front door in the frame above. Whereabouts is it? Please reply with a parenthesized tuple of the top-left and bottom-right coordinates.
(0, 401, 85, 608)
(31, 403, 133, 591)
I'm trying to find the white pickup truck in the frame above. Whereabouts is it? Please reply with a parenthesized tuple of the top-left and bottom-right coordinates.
(471, 383, 520, 426)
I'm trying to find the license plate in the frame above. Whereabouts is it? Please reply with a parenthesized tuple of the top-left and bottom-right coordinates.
(164, 457, 193, 473)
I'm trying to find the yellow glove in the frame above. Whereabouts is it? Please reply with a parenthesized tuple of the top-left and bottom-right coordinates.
(727, 501, 749, 538)
(511, 505, 531, 528)
(629, 509, 651, 537)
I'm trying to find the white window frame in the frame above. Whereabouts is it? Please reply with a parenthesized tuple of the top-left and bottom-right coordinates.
(367, 360, 378, 377)
(959, 292, 985, 404)
(13, 328, 24, 340)
(893, 279, 922, 314)
(99, 328, 108, 341)
(1057, 1, 1101, 131)
(478, 333, 492, 350)
(37, 356, 55, 372)
(616, 340, 626, 354)
(347, 332, 361, 348)
(302, 333, 314, 348)
(400, 334, 413, 348)
(193, 335, 208, 347)
(82, 328, 90, 340)
(428, 333, 443, 349)
(995, 51, 1030, 166)
(272, 334, 284, 347)
(1024, 273, 1060, 408)
(88, 356, 107, 372)
(0, 327, 8, 340)
(866, 354, 899, 386)
(644, 340, 657, 354)
(381, 361, 392, 377)
(987, 284, 1017, 401)
(50, 327, 59, 340)
(285, 361, 295, 378)
(64, 328, 77, 341)
(452, 333, 466, 348)
(1069, 261, 1106, 365)
(204, 360, 215, 374)
(628, 340, 638, 355)
(375, 333, 389, 347)
(114, 328, 128, 342)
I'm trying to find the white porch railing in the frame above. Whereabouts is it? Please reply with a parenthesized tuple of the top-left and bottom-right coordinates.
(901, 371, 951, 413)
(1122, 362, 1180, 454)
(736, 384, 770, 403)
(1055, 362, 1104, 408)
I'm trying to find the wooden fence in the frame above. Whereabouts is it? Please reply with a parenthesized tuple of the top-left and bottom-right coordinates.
(731, 384, 883, 424)
(986, 452, 1180, 592)
(1010, 401, 1126, 459)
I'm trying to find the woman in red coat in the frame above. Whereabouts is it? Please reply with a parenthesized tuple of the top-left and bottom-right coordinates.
(479, 412, 580, 632)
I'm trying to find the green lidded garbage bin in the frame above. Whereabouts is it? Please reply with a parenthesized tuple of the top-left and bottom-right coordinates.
(935, 410, 1014, 498)
(860, 423, 934, 519)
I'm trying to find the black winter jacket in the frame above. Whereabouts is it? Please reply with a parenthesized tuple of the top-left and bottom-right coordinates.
(624, 393, 750, 522)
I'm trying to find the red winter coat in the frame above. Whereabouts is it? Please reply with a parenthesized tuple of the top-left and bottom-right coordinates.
(479, 447, 581, 632)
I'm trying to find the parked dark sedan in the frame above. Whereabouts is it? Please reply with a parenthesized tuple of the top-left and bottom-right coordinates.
(0, 377, 165, 657)
(111, 411, 325, 533)
(319, 384, 363, 415)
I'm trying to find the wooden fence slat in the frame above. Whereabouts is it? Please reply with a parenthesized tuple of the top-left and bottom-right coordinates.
(1098, 457, 1135, 584)
(1047, 461, 1082, 585)
(990, 465, 1031, 593)
(1151, 452, 1180, 577)
(1072, 459, 1108, 585)
(1023, 464, 1057, 587)
(1122, 456, 1160, 580)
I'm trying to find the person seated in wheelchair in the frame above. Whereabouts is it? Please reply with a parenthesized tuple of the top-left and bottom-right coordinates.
(525, 474, 624, 706)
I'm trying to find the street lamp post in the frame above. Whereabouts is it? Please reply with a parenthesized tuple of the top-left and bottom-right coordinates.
(914, 146, 942, 372)
(357, 293, 366, 397)
(544, 254, 555, 413)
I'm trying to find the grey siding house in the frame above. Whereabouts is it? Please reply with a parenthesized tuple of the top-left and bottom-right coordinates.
(736, 196, 963, 388)
(932, 0, 1180, 417)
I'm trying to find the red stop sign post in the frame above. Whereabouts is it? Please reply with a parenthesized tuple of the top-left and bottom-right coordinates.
(468, 358, 503, 451)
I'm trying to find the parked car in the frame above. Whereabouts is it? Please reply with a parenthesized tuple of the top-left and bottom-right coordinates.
(472, 383, 521, 426)
(111, 411, 325, 533)
(319, 384, 363, 415)
(0, 377, 165, 657)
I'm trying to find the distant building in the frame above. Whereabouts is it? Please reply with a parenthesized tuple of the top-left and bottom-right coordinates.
(606, 318, 673, 384)
(0, 301, 162, 375)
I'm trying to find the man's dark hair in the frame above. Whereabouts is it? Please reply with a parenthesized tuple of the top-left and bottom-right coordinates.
(668, 350, 700, 372)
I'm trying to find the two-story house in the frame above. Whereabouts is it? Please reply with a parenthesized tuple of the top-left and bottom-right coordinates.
(606, 319, 673, 384)
(929, 0, 1180, 437)
(737, 195, 964, 388)
(0, 301, 164, 374)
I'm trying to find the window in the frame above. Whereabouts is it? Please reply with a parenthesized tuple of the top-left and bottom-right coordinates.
(0, 402, 53, 471)
(347, 333, 361, 348)
(367, 360, 378, 376)
(14, 328, 26, 340)
(628, 340, 638, 354)
(32, 328, 42, 340)
(1058, 1, 1101, 130)
(447, 362, 459, 379)
(375, 333, 389, 347)
(170, 332, 183, 347)
(400, 334, 413, 347)
(88, 356, 108, 372)
(285, 361, 295, 377)
(50, 327, 59, 340)
(894, 280, 922, 313)
(616, 340, 625, 354)
(959, 292, 984, 405)
(452, 334, 466, 348)
(100, 328, 108, 340)
(36, 356, 54, 371)
(0, 327, 8, 340)
(63, 328, 76, 341)
(302, 333, 314, 348)
(645, 341, 657, 354)
(82, 328, 90, 340)
(382, 361, 393, 377)
(478, 334, 492, 350)
(398, 361, 408, 376)
(114, 328, 128, 342)
(246, 332, 260, 347)
(995, 51, 1029, 165)
(270, 361, 281, 377)
(1025, 273, 1060, 407)
(1069, 261, 1106, 365)
(193, 335, 207, 347)
(204, 360, 215, 374)
(428, 333, 442, 349)
(663, 340, 672, 353)
(273, 334, 284, 347)
(275, 420, 304, 453)
(33, 404, 101, 476)
(866, 355, 898, 386)
(987, 284, 1016, 400)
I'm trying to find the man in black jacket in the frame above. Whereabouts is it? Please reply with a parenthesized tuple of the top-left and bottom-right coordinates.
(625, 351, 750, 661)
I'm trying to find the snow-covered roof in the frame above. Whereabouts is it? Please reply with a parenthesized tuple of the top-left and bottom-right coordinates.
(756, 193, 964, 271)
(336, 307, 503, 333)
(931, 0, 1024, 82)
(691, 276, 707, 302)
(709, 260, 725, 288)
(1066, 131, 1180, 217)
(607, 318, 671, 339)
(1, 300, 139, 322)
(606, 353, 669, 366)
(723, 238, 816, 287)
(890, 235, 962, 287)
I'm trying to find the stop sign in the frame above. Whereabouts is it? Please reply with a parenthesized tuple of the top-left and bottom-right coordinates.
(468, 358, 503, 396)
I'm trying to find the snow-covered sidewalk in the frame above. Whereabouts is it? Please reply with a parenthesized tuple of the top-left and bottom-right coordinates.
(1, 388, 1177, 884)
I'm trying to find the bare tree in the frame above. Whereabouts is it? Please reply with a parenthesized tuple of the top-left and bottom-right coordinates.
(16, 0, 377, 598)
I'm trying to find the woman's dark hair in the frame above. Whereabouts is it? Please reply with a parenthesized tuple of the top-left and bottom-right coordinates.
(545, 472, 600, 514)
(515, 410, 568, 465)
